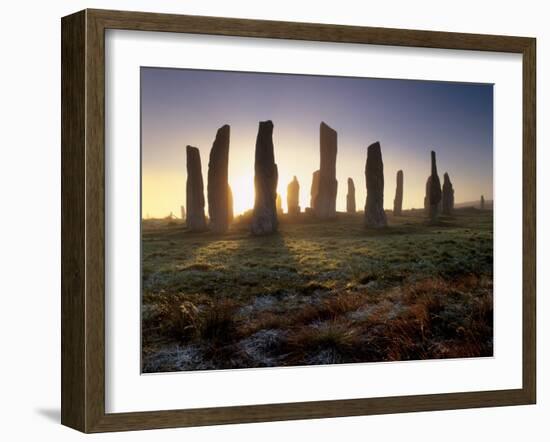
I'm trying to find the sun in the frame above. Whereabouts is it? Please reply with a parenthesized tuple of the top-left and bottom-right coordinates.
(229, 173, 255, 216)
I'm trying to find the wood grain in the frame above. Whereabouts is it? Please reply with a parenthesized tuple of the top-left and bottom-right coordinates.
(61, 10, 86, 431)
(61, 8, 537, 433)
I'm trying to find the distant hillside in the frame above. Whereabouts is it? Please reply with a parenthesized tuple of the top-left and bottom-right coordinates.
(454, 199, 493, 209)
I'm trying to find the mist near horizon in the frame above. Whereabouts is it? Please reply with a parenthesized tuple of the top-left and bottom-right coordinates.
(141, 67, 493, 219)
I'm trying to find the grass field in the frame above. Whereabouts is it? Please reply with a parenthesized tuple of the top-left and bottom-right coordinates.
(141, 208, 493, 372)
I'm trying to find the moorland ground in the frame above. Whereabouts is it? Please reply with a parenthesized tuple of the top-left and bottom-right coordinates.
(141, 208, 493, 372)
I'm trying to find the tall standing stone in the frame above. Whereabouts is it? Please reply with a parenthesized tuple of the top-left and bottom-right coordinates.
(287, 176, 300, 216)
(314, 122, 338, 218)
(180, 205, 186, 222)
(442, 172, 454, 215)
(364, 142, 387, 227)
(480, 195, 485, 210)
(346, 178, 356, 213)
(186, 145, 207, 231)
(227, 184, 234, 224)
(428, 151, 442, 220)
(207, 125, 230, 233)
(251, 121, 278, 235)
(393, 170, 403, 216)
(310, 170, 320, 210)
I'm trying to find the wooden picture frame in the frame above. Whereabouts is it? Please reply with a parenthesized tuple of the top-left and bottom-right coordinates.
(61, 8, 536, 433)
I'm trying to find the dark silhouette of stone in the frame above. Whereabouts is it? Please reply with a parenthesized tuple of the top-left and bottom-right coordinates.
(207, 125, 231, 233)
(480, 195, 485, 210)
(180, 205, 186, 222)
(287, 176, 300, 216)
(424, 176, 442, 214)
(424, 176, 430, 214)
(186, 145, 207, 231)
(428, 151, 442, 220)
(364, 142, 387, 227)
(393, 170, 403, 216)
(346, 178, 356, 213)
(276, 193, 283, 215)
(442, 172, 454, 215)
(314, 122, 338, 218)
(227, 185, 234, 224)
(310, 170, 320, 210)
(251, 121, 278, 235)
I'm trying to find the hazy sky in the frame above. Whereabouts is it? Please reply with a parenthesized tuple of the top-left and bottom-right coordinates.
(141, 67, 493, 218)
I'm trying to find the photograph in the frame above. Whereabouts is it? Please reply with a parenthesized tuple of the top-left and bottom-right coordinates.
(140, 67, 494, 373)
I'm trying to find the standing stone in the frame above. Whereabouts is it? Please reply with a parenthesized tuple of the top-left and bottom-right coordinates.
(180, 205, 186, 222)
(314, 122, 338, 218)
(186, 145, 207, 231)
(276, 193, 283, 215)
(251, 121, 278, 235)
(428, 151, 442, 220)
(346, 178, 356, 213)
(287, 176, 300, 216)
(364, 142, 387, 227)
(207, 125, 230, 233)
(480, 195, 485, 210)
(310, 170, 320, 210)
(227, 185, 234, 224)
(442, 172, 454, 215)
(424, 176, 430, 214)
(393, 170, 403, 216)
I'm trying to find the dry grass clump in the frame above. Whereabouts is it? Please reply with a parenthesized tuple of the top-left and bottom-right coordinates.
(150, 295, 240, 346)
(293, 292, 366, 325)
(282, 320, 362, 365)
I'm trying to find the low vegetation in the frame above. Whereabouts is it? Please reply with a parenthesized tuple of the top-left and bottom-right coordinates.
(142, 208, 493, 372)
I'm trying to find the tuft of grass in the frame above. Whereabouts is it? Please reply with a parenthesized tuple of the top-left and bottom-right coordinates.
(283, 320, 361, 365)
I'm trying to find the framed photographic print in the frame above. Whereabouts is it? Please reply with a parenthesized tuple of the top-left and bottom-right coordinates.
(61, 9, 536, 433)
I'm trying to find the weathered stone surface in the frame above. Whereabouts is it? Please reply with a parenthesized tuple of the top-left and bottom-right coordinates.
(428, 151, 442, 220)
(346, 178, 356, 213)
(393, 170, 403, 216)
(251, 121, 278, 235)
(314, 122, 338, 218)
(207, 125, 230, 233)
(276, 193, 283, 215)
(442, 172, 454, 215)
(310, 170, 320, 210)
(480, 195, 485, 210)
(186, 145, 207, 231)
(364, 142, 387, 227)
(227, 184, 234, 224)
(287, 176, 300, 216)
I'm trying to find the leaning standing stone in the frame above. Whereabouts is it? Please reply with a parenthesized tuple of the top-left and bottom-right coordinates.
(393, 170, 403, 216)
(186, 145, 207, 231)
(364, 142, 387, 227)
(251, 121, 279, 235)
(428, 151, 442, 220)
(346, 178, 356, 213)
(207, 125, 231, 233)
(442, 172, 454, 215)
